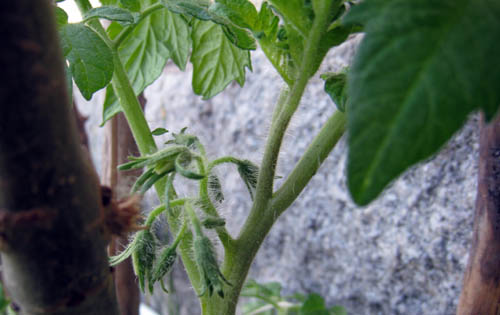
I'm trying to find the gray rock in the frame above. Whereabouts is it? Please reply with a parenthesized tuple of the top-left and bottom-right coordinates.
(75, 36, 475, 315)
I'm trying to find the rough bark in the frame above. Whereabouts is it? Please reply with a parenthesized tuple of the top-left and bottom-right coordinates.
(0, 1, 119, 314)
(458, 113, 500, 314)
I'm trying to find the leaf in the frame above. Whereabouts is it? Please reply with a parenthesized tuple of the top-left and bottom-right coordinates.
(102, 8, 190, 123)
(64, 62, 73, 101)
(268, 0, 313, 38)
(152, 127, 169, 135)
(191, 20, 251, 99)
(84, 6, 138, 25)
(100, 0, 119, 5)
(161, 0, 212, 20)
(345, 0, 500, 205)
(300, 294, 329, 315)
(212, 0, 258, 29)
(255, 3, 294, 84)
(55, 7, 68, 26)
(59, 24, 114, 100)
(162, 0, 257, 50)
(120, 0, 140, 12)
(321, 71, 347, 112)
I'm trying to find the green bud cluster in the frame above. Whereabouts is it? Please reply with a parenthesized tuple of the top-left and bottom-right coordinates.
(112, 129, 247, 299)
(118, 128, 207, 195)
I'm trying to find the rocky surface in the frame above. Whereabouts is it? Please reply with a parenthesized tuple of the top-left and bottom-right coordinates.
(76, 36, 477, 315)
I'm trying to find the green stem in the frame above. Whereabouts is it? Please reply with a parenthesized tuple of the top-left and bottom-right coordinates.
(185, 202, 203, 237)
(112, 3, 165, 49)
(111, 56, 157, 155)
(270, 86, 290, 128)
(239, 0, 335, 243)
(198, 159, 235, 250)
(272, 110, 346, 215)
(208, 156, 240, 169)
(202, 3, 337, 314)
(239, 293, 283, 311)
(74, 0, 157, 156)
(171, 218, 188, 249)
(75, 0, 203, 298)
(145, 199, 187, 227)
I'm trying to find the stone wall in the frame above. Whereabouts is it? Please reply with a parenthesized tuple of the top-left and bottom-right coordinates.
(76, 37, 477, 315)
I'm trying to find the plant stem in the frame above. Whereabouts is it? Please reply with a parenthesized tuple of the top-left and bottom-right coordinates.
(239, 0, 335, 243)
(198, 160, 235, 251)
(272, 110, 346, 215)
(75, 0, 204, 297)
(203, 2, 336, 315)
(145, 199, 187, 227)
(186, 202, 203, 238)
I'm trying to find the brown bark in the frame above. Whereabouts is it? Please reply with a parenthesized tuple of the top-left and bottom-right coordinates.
(103, 96, 147, 315)
(457, 113, 500, 314)
(0, 1, 118, 314)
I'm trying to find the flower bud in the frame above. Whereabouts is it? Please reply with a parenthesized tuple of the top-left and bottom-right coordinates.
(237, 160, 259, 200)
(132, 230, 156, 293)
(208, 174, 224, 203)
(151, 246, 177, 284)
(194, 235, 231, 298)
(201, 216, 226, 229)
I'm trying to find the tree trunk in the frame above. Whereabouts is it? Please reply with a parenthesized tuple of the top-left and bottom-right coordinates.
(457, 113, 500, 314)
(0, 1, 119, 314)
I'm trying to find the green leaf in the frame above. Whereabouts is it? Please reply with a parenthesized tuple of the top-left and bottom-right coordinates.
(346, 0, 500, 205)
(161, 0, 212, 20)
(255, 3, 294, 84)
(100, 0, 119, 5)
(55, 7, 68, 26)
(321, 71, 347, 112)
(102, 8, 190, 123)
(64, 62, 73, 101)
(311, 23, 353, 77)
(152, 127, 169, 135)
(84, 6, 138, 25)
(212, 0, 258, 29)
(300, 294, 329, 315)
(268, 0, 313, 38)
(120, 0, 140, 12)
(205, 5, 258, 50)
(191, 20, 251, 99)
(59, 24, 114, 100)
(162, 0, 257, 50)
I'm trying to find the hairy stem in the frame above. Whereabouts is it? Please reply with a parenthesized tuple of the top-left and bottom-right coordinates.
(75, 0, 203, 296)
(203, 2, 337, 315)
(272, 110, 346, 215)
